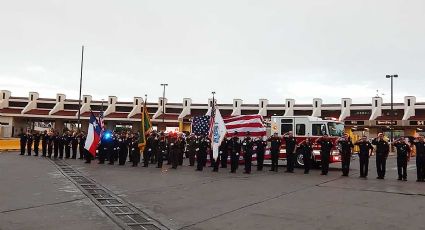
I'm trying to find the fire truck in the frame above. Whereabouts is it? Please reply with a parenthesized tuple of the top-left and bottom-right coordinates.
(264, 116, 345, 167)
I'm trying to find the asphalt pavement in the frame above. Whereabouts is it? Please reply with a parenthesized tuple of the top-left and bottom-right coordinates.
(0, 152, 424, 230)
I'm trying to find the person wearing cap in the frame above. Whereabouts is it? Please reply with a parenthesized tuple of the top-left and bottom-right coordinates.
(355, 136, 374, 178)
(372, 133, 390, 179)
(242, 131, 254, 174)
(283, 131, 297, 173)
(157, 132, 167, 168)
(413, 135, 425, 182)
(19, 130, 27, 156)
(394, 137, 411, 181)
(229, 131, 241, 173)
(130, 134, 141, 167)
(186, 134, 197, 166)
(268, 132, 282, 172)
(255, 136, 267, 171)
(299, 138, 313, 174)
(338, 133, 354, 176)
(317, 134, 334, 175)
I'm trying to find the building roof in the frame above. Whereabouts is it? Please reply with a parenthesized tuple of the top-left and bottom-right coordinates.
(53, 110, 77, 116)
(25, 109, 50, 115)
(105, 112, 129, 118)
(0, 108, 23, 114)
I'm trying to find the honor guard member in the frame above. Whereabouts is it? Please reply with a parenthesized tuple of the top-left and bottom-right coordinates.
(143, 133, 154, 167)
(26, 132, 33, 156)
(354, 136, 374, 178)
(338, 133, 354, 176)
(41, 130, 48, 157)
(98, 135, 108, 164)
(79, 132, 87, 160)
(299, 138, 313, 174)
(212, 141, 222, 172)
(58, 133, 65, 159)
(195, 135, 203, 171)
(157, 132, 167, 168)
(33, 132, 40, 156)
(317, 134, 334, 175)
(186, 134, 197, 166)
(71, 132, 78, 159)
(118, 133, 129, 165)
(268, 132, 281, 172)
(168, 135, 179, 169)
(413, 136, 425, 182)
(150, 132, 159, 165)
(220, 137, 229, 169)
(372, 133, 390, 179)
(196, 135, 208, 171)
(48, 132, 54, 158)
(130, 134, 141, 167)
(178, 133, 186, 166)
(64, 132, 72, 159)
(108, 134, 119, 165)
(283, 132, 297, 173)
(204, 137, 212, 167)
(229, 132, 241, 173)
(394, 137, 411, 181)
(255, 137, 267, 171)
(19, 130, 27, 155)
(242, 132, 254, 174)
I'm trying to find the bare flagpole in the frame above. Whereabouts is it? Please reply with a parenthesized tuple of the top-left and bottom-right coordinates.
(77, 45, 84, 132)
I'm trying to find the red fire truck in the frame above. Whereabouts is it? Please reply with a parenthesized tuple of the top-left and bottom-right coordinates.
(264, 116, 345, 167)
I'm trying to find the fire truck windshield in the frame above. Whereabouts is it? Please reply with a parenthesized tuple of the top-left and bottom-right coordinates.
(327, 122, 344, 137)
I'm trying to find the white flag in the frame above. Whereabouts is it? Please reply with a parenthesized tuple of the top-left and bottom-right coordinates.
(212, 108, 227, 160)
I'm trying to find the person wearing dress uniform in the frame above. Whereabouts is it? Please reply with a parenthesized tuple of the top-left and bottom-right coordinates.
(338, 133, 354, 177)
(26, 132, 33, 156)
(229, 133, 241, 173)
(413, 135, 425, 182)
(157, 132, 167, 168)
(118, 133, 129, 165)
(79, 132, 87, 160)
(130, 135, 141, 167)
(53, 132, 60, 159)
(196, 135, 207, 171)
(354, 136, 374, 178)
(283, 132, 297, 173)
(143, 133, 154, 167)
(268, 132, 281, 172)
(299, 138, 313, 174)
(33, 131, 40, 156)
(108, 134, 118, 165)
(71, 132, 78, 159)
(317, 134, 334, 175)
(169, 135, 180, 169)
(48, 132, 54, 158)
(220, 137, 230, 169)
(58, 133, 65, 159)
(64, 132, 72, 159)
(394, 137, 411, 181)
(19, 130, 27, 155)
(372, 133, 390, 179)
(177, 133, 186, 166)
(186, 134, 197, 166)
(255, 137, 267, 171)
(41, 130, 48, 157)
(242, 132, 254, 174)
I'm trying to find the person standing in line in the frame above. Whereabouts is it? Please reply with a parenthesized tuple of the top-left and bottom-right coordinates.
(71, 132, 78, 159)
(26, 132, 33, 156)
(338, 133, 354, 177)
(354, 136, 374, 178)
(299, 138, 313, 174)
(229, 133, 241, 173)
(372, 133, 390, 179)
(413, 135, 425, 182)
(255, 137, 267, 171)
(268, 132, 281, 172)
(242, 132, 254, 174)
(19, 130, 27, 155)
(33, 131, 40, 156)
(41, 130, 48, 157)
(157, 132, 167, 168)
(317, 134, 334, 175)
(394, 137, 411, 181)
(283, 132, 297, 173)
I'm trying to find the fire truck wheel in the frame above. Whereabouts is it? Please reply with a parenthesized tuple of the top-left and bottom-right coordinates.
(295, 152, 304, 167)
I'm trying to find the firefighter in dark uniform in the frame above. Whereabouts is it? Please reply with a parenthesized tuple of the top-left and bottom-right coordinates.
(229, 132, 241, 173)
(143, 133, 154, 167)
(64, 132, 72, 159)
(338, 133, 354, 176)
(71, 132, 78, 159)
(354, 136, 374, 178)
(19, 130, 27, 155)
(195, 135, 203, 171)
(108, 134, 118, 165)
(394, 137, 411, 181)
(79, 132, 87, 160)
(118, 133, 129, 165)
(53, 132, 60, 159)
(372, 133, 390, 179)
(186, 134, 197, 166)
(242, 132, 254, 174)
(268, 132, 281, 172)
(178, 133, 186, 166)
(299, 138, 313, 174)
(41, 130, 48, 157)
(203, 136, 211, 167)
(157, 132, 167, 168)
(220, 137, 230, 168)
(26, 132, 33, 156)
(317, 134, 334, 175)
(58, 133, 65, 159)
(48, 132, 54, 158)
(255, 137, 267, 171)
(33, 131, 40, 156)
(196, 135, 208, 171)
(130, 134, 140, 167)
(212, 141, 222, 172)
(168, 135, 179, 169)
(413, 135, 425, 182)
(98, 135, 107, 164)
(283, 131, 297, 173)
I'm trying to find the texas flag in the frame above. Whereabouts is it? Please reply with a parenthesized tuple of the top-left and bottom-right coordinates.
(84, 112, 101, 157)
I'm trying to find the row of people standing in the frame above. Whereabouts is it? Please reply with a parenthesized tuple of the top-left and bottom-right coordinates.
(19, 130, 87, 159)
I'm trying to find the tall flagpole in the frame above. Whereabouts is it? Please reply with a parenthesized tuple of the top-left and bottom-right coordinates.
(77, 45, 84, 132)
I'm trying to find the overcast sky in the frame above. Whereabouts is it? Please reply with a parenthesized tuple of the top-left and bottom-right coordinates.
(1, 0, 424, 105)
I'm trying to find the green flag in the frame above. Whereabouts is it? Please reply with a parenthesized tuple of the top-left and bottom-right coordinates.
(138, 105, 152, 150)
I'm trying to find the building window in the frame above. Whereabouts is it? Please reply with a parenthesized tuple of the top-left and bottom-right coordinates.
(261, 101, 264, 108)
(344, 101, 347, 108)
(375, 100, 378, 107)
(185, 100, 188, 107)
(296, 124, 306, 136)
(58, 96, 61, 102)
(84, 97, 87, 103)
(135, 99, 138, 105)
(30, 95, 33, 101)
(315, 101, 318, 108)
(235, 101, 238, 107)
(287, 101, 291, 108)
(110, 98, 113, 104)
(408, 99, 411, 107)
(161, 100, 163, 106)
(2, 93, 5, 99)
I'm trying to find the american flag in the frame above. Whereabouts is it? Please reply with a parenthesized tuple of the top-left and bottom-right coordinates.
(191, 115, 210, 136)
(224, 115, 266, 137)
(98, 111, 105, 131)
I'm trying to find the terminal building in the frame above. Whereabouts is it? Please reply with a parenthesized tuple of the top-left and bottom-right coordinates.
(1, 89, 425, 139)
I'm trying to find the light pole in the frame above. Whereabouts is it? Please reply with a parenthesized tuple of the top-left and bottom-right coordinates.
(160, 83, 168, 131)
(386, 74, 398, 145)
(77, 45, 84, 132)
